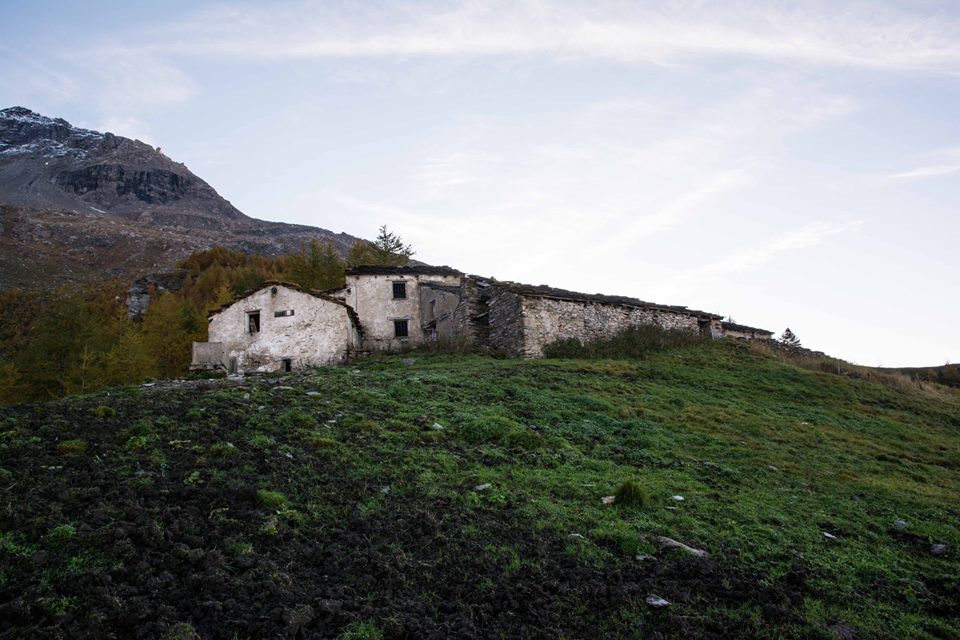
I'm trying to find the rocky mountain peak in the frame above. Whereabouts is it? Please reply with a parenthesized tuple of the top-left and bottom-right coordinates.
(0, 106, 363, 289)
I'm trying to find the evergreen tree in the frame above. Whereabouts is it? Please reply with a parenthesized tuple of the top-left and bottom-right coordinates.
(347, 225, 415, 267)
(779, 328, 802, 350)
(287, 240, 346, 290)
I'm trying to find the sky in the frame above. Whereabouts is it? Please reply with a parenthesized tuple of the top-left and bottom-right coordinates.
(1, 0, 958, 367)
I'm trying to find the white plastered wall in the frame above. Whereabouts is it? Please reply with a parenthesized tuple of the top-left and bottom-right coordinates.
(208, 285, 358, 372)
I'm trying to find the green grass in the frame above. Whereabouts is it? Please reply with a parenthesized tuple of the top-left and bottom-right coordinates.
(2, 340, 958, 638)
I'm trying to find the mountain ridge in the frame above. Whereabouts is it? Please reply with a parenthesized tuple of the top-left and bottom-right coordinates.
(0, 106, 363, 288)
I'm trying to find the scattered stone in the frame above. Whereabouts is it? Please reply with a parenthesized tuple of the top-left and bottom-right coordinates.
(567, 533, 585, 541)
(665, 506, 677, 510)
(430, 423, 445, 431)
(282, 604, 314, 636)
(380, 486, 391, 494)
(474, 483, 492, 491)
(822, 532, 837, 540)
(273, 386, 294, 391)
(645, 594, 670, 608)
(257, 405, 266, 411)
(243, 393, 250, 400)
(414, 415, 429, 426)
(283, 452, 293, 460)
(656, 536, 709, 558)
(601, 495, 616, 505)
(930, 543, 948, 556)
(893, 519, 907, 530)
(671, 495, 685, 501)
(305, 391, 322, 397)
(402, 358, 416, 366)
(141, 382, 155, 387)
(767, 465, 780, 471)
(635, 554, 656, 562)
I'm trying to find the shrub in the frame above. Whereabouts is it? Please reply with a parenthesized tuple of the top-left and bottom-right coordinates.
(257, 489, 289, 508)
(337, 621, 383, 640)
(56, 439, 87, 457)
(543, 324, 702, 360)
(47, 523, 77, 545)
(614, 480, 650, 507)
(90, 405, 116, 418)
(502, 427, 545, 450)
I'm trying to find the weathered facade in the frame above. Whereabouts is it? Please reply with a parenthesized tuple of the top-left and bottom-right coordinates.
(191, 283, 361, 373)
(191, 266, 772, 371)
(487, 282, 723, 357)
(336, 266, 464, 351)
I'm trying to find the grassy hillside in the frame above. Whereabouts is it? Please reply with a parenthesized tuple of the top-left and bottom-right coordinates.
(1, 341, 958, 639)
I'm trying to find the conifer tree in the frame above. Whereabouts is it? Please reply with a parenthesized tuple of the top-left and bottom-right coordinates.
(287, 240, 346, 290)
(347, 225, 415, 267)
(779, 328, 802, 350)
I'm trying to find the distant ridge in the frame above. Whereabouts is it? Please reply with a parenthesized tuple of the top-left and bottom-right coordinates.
(0, 106, 362, 288)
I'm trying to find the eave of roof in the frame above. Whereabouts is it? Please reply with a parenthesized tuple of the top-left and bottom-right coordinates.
(345, 265, 463, 277)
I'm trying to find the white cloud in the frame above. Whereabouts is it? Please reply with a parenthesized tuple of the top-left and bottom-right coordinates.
(152, 0, 960, 72)
(95, 116, 156, 145)
(890, 147, 960, 180)
(670, 219, 865, 284)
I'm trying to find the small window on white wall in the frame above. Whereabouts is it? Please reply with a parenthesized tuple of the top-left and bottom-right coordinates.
(394, 319, 409, 338)
(392, 281, 407, 299)
(247, 311, 261, 333)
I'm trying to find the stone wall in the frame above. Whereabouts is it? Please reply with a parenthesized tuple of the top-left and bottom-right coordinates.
(419, 281, 464, 342)
(518, 295, 702, 357)
(486, 287, 526, 356)
(343, 273, 462, 350)
(200, 285, 359, 373)
(191, 341, 225, 370)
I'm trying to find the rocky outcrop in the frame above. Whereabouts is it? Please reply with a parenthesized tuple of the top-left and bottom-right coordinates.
(126, 270, 189, 319)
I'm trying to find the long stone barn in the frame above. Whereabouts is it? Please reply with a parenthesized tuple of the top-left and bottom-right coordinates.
(191, 266, 772, 373)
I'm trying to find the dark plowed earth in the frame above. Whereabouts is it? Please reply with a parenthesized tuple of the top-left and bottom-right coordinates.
(0, 385, 815, 640)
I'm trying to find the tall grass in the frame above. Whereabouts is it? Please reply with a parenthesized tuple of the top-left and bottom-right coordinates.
(543, 324, 703, 359)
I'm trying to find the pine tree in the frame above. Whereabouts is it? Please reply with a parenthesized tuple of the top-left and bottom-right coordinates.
(347, 225, 415, 267)
(779, 328, 802, 350)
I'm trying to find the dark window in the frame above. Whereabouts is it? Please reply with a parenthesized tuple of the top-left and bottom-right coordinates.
(281, 358, 292, 372)
(247, 311, 261, 333)
(429, 299, 436, 320)
(392, 282, 407, 299)
(274, 309, 295, 317)
(394, 319, 409, 338)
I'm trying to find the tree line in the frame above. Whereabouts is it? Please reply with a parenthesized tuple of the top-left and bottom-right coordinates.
(0, 226, 414, 404)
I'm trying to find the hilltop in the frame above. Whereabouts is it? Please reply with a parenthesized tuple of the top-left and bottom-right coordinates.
(1, 341, 957, 639)
(0, 107, 361, 288)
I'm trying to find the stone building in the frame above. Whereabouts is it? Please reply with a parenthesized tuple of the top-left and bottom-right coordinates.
(191, 265, 771, 372)
(191, 282, 361, 373)
(720, 321, 774, 341)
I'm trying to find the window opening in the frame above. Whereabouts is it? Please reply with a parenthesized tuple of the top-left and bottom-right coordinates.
(274, 309, 295, 317)
(394, 319, 409, 338)
(392, 281, 407, 299)
(281, 358, 292, 373)
(247, 311, 261, 333)
(429, 299, 436, 320)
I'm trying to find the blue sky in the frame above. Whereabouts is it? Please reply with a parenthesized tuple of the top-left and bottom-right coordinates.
(2, 0, 958, 367)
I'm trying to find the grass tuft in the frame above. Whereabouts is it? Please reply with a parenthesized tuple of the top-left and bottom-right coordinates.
(613, 480, 651, 508)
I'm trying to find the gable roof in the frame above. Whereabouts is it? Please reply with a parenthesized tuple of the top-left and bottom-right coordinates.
(208, 281, 362, 334)
(491, 280, 724, 319)
(345, 265, 463, 277)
